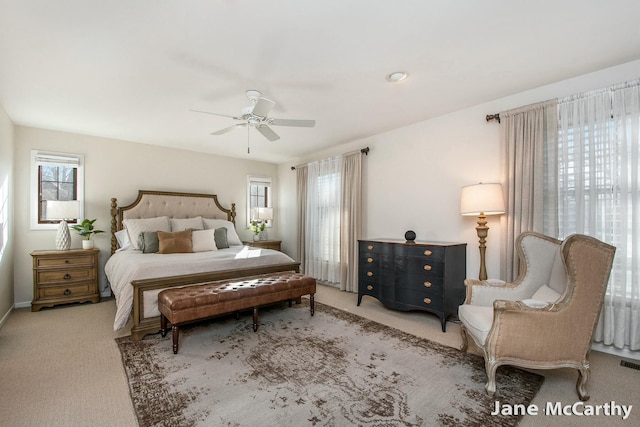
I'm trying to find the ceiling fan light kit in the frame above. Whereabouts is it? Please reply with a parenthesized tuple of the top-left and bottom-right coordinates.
(192, 89, 316, 150)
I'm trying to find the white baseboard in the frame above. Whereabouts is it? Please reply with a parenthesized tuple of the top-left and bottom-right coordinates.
(592, 342, 640, 361)
(0, 304, 15, 329)
(14, 301, 31, 309)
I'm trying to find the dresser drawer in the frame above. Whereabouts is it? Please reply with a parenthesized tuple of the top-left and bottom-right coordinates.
(36, 267, 96, 285)
(395, 288, 443, 311)
(38, 282, 97, 299)
(359, 241, 394, 255)
(395, 257, 445, 278)
(34, 254, 95, 268)
(394, 245, 445, 260)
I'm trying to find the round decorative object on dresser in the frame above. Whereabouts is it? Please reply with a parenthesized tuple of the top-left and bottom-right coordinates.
(404, 230, 416, 243)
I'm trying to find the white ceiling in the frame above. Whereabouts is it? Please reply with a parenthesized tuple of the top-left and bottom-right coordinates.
(1, 1, 640, 163)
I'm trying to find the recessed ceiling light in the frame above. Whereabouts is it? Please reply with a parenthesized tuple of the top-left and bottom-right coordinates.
(386, 71, 408, 82)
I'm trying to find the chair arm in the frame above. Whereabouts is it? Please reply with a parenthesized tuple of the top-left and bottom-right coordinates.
(463, 279, 525, 306)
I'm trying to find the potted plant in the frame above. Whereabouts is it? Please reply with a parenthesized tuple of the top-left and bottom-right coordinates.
(71, 219, 104, 249)
(249, 220, 265, 241)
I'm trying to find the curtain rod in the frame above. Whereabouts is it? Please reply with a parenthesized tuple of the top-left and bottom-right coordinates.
(486, 113, 500, 123)
(291, 146, 369, 170)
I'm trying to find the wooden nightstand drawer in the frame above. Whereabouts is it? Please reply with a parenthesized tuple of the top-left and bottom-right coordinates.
(34, 254, 95, 268)
(244, 240, 281, 251)
(38, 282, 96, 299)
(36, 267, 96, 285)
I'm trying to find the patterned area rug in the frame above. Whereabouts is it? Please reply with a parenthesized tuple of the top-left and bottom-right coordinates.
(116, 300, 543, 427)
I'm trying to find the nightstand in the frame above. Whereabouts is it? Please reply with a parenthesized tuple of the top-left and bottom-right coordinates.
(31, 248, 101, 311)
(243, 240, 282, 251)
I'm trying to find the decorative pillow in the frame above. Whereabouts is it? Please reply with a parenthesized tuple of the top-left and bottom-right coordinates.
(115, 229, 131, 251)
(170, 216, 204, 232)
(213, 227, 229, 249)
(203, 218, 242, 246)
(141, 231, 159, 254)
(123, 216, 171, 250)
(531, 284, 562, 303)
(192, 229, 218, 252)
(157, 230, 193, 254)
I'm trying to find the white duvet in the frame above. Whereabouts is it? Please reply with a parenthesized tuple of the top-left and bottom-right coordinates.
(105, 246, 296, 331)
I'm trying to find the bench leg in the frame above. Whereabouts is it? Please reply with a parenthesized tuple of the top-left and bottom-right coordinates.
(310, 293, 315, 316)
(160, 314, 168, 337)
(253, 307, 259, 332)
(172, 325, 180, 354)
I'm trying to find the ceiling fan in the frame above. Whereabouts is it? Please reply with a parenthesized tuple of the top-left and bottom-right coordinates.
(191, 90, 316, 143)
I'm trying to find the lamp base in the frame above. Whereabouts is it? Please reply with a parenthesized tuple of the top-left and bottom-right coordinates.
(56, 220, 71, 251)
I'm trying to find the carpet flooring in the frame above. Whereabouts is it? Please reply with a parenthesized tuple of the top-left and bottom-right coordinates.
(117, 300, 543, 427)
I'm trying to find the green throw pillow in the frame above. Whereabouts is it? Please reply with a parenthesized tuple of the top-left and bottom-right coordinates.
(214, 227, 229, 249)
(141, 231, 159, 253)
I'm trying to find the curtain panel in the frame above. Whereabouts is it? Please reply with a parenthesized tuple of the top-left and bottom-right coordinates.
(499, 100, 558, 281)
(556, 79, 640, 351)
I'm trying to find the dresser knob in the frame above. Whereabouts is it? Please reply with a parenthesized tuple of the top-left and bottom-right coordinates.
(367, 245, 373, 250)
(423, 265, 432, 271)
(424, 281, 432, 287)
(367, 271, 373, 277)
(65, 260, 70, 263)
(424, 250, 432, 256)
(367, 285, 373, 291)
(63, 274, 71, 280)
(64, 289, 71, 296)
(423, 297, 432, 304)
(367, 257, 373, 263)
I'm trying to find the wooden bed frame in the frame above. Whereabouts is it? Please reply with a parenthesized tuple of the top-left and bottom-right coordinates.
(109, 190, 300, 341)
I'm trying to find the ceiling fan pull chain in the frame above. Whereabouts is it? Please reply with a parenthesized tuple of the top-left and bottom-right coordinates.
(247, 124, 250, 154)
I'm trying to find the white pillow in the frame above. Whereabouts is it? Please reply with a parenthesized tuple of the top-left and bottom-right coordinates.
(531, 285, 562, 303)
(170, 216, 204, 232)
(202, 218, 242, 246)
(192, 229, 218, 252)
(115, 229, 131, 251)
(123, 216, 171, 250)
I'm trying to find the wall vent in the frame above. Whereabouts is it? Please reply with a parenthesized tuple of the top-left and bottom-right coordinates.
(620, 360, 640, 370)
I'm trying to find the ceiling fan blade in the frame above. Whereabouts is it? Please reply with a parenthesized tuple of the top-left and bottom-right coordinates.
(251, 98, 276, 118)
(211, 123, 246, 135)
(256, 125, 280, 141)
(191, 109, 240, 120)
(269, 118, 316, 127)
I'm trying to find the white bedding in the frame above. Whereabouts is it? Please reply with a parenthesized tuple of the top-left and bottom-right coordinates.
(105, 245, 296, 331)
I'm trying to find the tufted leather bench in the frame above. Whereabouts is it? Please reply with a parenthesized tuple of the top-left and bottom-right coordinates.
(158, 272, 316, 354)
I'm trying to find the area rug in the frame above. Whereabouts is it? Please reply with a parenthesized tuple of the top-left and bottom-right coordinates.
(116, 300, 544, 427)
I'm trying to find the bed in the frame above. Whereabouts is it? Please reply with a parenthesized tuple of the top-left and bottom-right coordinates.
(105, 190, 300, 340)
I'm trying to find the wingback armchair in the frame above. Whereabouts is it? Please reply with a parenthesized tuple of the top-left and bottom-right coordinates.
(458, 231, 615, 401)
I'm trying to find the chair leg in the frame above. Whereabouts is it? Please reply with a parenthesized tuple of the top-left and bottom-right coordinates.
(576, 366, 591, 401)
(484, 359, 498, 397)
(310, 293, 315, 316)
(172, 325, 179, 354)
(460, 325, 468, 352)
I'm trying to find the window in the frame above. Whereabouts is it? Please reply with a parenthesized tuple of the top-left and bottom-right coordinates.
(31, 150, 84, 230)
(247, 176, 271, 227)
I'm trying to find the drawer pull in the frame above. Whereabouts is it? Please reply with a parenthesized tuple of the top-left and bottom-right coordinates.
(65, 260, 70, 264)
(367, 245, 374, 250)
(367, 257, 373, 263)
(367, 285, 373, 291)
(424, 281, 432, 288)
(63, 274, 71, 280)
(423, 265, 432, 271)
(424, 250, 432, 256)
(367, 271, 373, 277)
(423, 297, 432, 304)
(64, 289, 71, 296)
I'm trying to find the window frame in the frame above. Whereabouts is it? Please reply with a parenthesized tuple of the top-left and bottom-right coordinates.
(30, 150, 85, 230)
(246, 175, 272, 228)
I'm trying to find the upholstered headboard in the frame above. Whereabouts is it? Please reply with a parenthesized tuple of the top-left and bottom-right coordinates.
(110, 190, 236, 254)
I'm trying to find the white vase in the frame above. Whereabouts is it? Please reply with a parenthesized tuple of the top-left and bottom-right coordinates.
(82, 240, 94, 249)
(253, 234, 260, 242)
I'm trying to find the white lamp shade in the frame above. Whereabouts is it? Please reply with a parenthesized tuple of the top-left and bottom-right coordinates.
(460, 183, 506, 216)
(252, 207, 273, 221)
(45, 200, 80, 220)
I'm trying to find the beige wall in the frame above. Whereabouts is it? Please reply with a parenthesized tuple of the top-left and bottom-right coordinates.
(13, 127, 279, 306)
(278, 59, 640, 282)
(0, 104, 14, 323)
